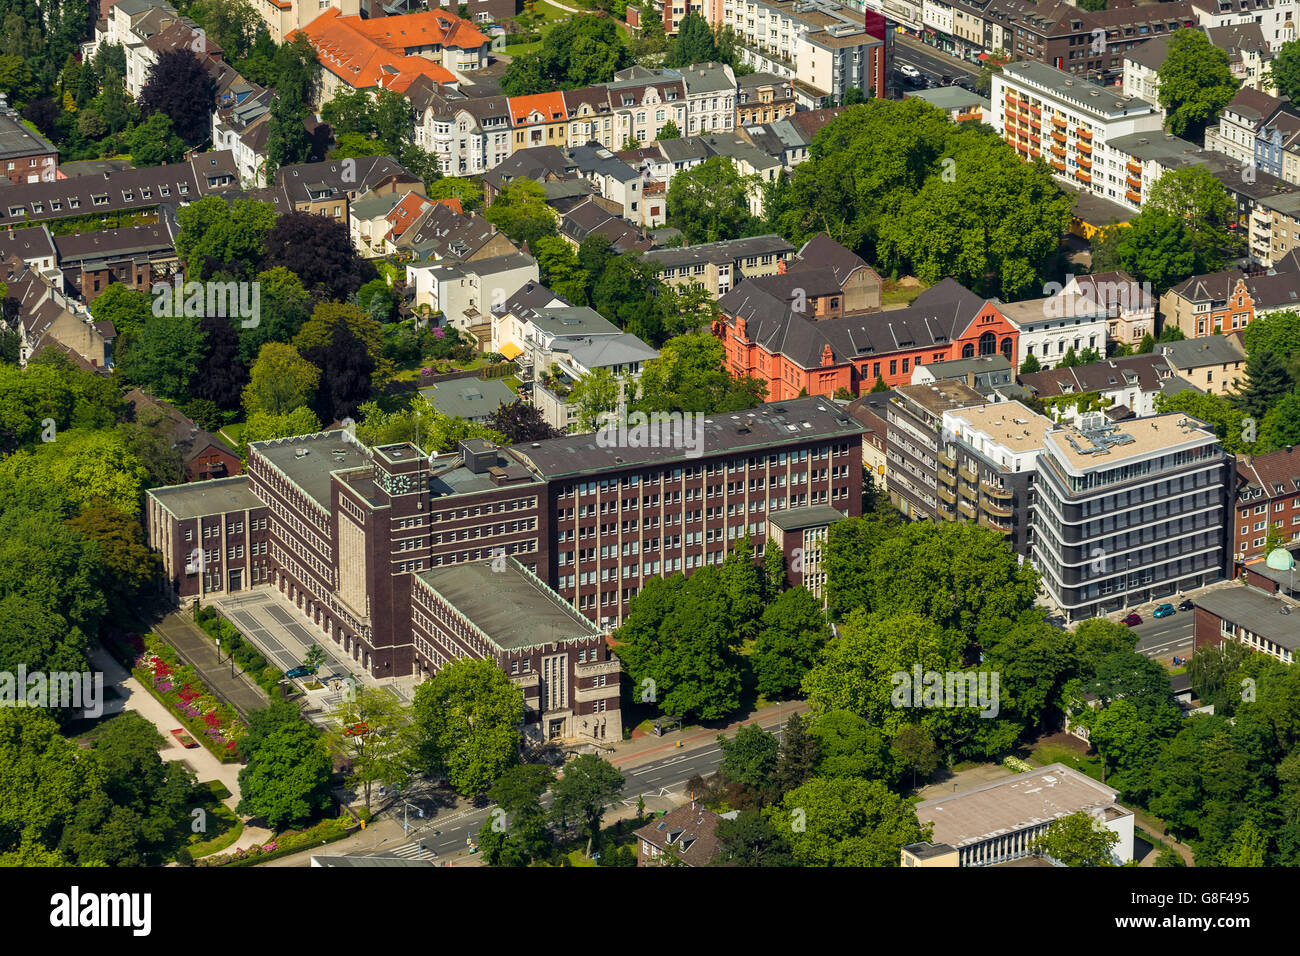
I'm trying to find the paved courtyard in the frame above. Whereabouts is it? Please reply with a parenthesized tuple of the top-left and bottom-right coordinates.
(211, 589, 417, 710)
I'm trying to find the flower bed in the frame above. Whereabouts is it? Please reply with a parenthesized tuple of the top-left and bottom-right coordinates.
(131, 634, 246, 763)
(197, 815, 357, 867)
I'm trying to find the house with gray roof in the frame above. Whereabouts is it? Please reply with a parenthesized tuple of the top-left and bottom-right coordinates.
(419, 377, 518, 422)
(1157, 334, 1247, 395)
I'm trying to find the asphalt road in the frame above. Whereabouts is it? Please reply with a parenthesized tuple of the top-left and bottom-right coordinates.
(893, 34, 979, 83)
(356, 724, 788, 862)
(1131, 612, 1195, 662)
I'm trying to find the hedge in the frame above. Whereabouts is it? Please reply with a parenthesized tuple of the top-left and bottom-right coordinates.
(197, 815, 357, 867)
(194, 607, 285, 694)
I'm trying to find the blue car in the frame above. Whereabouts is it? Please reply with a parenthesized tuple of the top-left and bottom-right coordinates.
(1153, 603, 1175, 619)
(285, 665, 316, 679)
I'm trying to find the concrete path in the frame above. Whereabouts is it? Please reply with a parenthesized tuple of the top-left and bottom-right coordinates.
(87, 646, 275, 855)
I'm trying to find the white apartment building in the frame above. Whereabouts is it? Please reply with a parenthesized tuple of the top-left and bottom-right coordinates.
(679, 62, 738, 135)
(410, 84, 513, 177)
(997, 292, 1110, 370)
(992, 61, 1165, 211)
(709, 0, 886, 103)
(1187, 0, 1297, 51)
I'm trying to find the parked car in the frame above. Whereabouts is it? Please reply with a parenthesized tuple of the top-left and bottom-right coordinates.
(1177, 599, 1195, 611)
(953, 76, 976, 91)
(1121, 612, 1142, 626)
(1153, 603, 1175, 618)
(286, 665, 316, 679)
(170, 728, 198, 749)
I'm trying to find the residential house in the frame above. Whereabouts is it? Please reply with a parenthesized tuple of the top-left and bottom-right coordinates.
(125, 388, 243, 482)
(5, 258, 116, 370)
(270, 155, 423, 225)
(0, 95, 58, 185)
(904, 86, 990, 122)
(998, 286, 1110, 369)
(634, 803, 726, 867)
(508, 92, 570, 152)
(1232, 445, 1300, 561)
(607, 69, 690, 148)
(410, 81, 512, 177)
(736, 72, 796, 127)
(1017, 354, 1177, 421)
(563, 86, 617, 151)
(643, 235, 794, 297)
(407, 251, 539, 344)
(678, 61, 737, 136)
(1158, 334, 1248, 396)
(419, 376, 519, 422)
(55, 222, 179, 302)
(1063, 271, 1155, 346)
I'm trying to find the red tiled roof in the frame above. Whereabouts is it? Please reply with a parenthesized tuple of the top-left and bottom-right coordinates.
(386, 191, 434, 240)
(508, 91, 567, 126)
(294, 9, 461, 92)
(435, 197, 463, 215)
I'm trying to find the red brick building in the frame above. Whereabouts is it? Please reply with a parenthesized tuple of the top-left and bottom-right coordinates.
(1232, 446, 1300, 565)
(715, 238, 1017, 399)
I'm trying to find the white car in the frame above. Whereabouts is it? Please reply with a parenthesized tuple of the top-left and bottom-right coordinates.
(899, 64, 921, 79)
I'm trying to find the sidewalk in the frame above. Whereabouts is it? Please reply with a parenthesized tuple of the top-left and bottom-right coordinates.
(608, 699, 809, 770)
(154, 612, 271, 721)
(87, 646, 275, 855)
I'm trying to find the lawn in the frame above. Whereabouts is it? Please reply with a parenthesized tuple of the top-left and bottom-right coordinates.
(220, 422, 244, 448)
(1030, 741, 1104, 781)
(881, 277, 929, 307)
(501, 1, 573, 56)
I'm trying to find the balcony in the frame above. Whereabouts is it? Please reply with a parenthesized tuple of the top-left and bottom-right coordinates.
(981, 480, 1013, 499)
(982, 498, 1014, 518)
(1078, 155, 1092, 170)
(938, 450, 956, 468)
(1126, 159, 1142, 175)
(1125, 189, 1142, 204)
(937, 485, 957, 505)
(1051, 160, 1066, 173)
(959, 463, 978, 482)
(1076, 169, 1092, 183)
(959, 482, 979, 503)
(1051, 128, 1066, 143)
(1051, 115, 1067, 128)
(1076, 140, 1091, 155)
(1050, 144, 1066, 158)
(1078, 127, 1092, 140)
(978, 513, 1013, 534)
(958, 500, 977, 520)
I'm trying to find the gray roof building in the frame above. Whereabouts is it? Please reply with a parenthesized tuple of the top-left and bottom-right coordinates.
(419, 377, 518, 422)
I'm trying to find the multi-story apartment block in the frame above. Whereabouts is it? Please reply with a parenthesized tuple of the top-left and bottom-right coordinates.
(55, 223, 179, 302)
(1187, 0, 1297, 51)
(938, 400, 1052, 556)
(1232, 445, 1300, 562)
(295, 8, 487, 106)
(1032, 413, 1230, 622)
(252, 0, 376, 45)
(627, 0, 707, 35)
(146, 397, 864, 676)
(643, 234, 794, 297)
(886, 380, 987, 520)
(508, 92, 570, 152)
(1204, 86, 1300, 169)
(764, 503, 846, 600)
(991, 61, 1165, 211)
(736, 72, 797, 126)
(708, 1, 891, 104)
(410, 82, 512, 177)
(678, 62, 738, 135)
(607, 69, 691, 147)
(270, 155, 423, 225)
(1160, 269, 1258, 339)
(563, 87, 617, 151)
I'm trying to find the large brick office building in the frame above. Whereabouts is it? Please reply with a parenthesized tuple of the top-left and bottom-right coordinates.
(146, 397, 864, 735)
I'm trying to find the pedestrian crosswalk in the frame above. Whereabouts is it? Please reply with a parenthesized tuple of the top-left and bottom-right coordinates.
(386, 841, 434, 860)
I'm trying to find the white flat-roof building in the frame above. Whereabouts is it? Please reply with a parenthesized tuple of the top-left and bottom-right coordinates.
(904, 763, 1134, 867)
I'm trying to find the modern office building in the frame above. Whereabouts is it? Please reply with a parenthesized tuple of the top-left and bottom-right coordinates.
(1032, 412, 1230, 622)
(886, 381, 987, 521)
(938, 400, 1052, 557)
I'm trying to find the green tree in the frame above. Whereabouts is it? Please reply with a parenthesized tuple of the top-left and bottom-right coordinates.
(750, 587, 830, 699)
(1236, 350, 1294, 421)
(116, 315, 206, 404)
(772, 713, 819, 796)
(1153, 388, 1253, 453)
(769, 777, 927, 866)
(1143, 166, 1238, 277)
(1261, 391, 1300, 450)
(501, 15, 631, 95)
(127, 111, 185, 166)
(1242, 310, 1300, 361)
(811, 709, 900, 785)
(715, 809, 794, 866)
(1030, 811, 1119, 866)
(567, 367, 620, 431)
(633, 332, 766, 413)
(665, 12, 717, 68)
(550, 755, 625, 856)
(666, 155, 756, 244)
(236, 718, 333, 829)
(175, 196, 276, 281)
(533, 235, 590, 305)
(426, 177, 484, 212)
(892, 723, 940, 790)
(1158, 29, 1239, 142)
(656, 119, 680, 140)
(0, 429, 149, 518)
(243, 342, 320, 416)
(237, 406, 322, 458)
(485, 180, 557, 246)
(1271, 39, 1300, 105)
(1020, 353, 1040, 374)
(412, 658, 524, 797)
(325, 686, 417, 812)
(718, 723, 780, 795)
(480, 763, 555, 866)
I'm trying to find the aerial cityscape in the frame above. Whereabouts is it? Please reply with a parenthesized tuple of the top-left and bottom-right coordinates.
(0, 0, 1296, 910)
